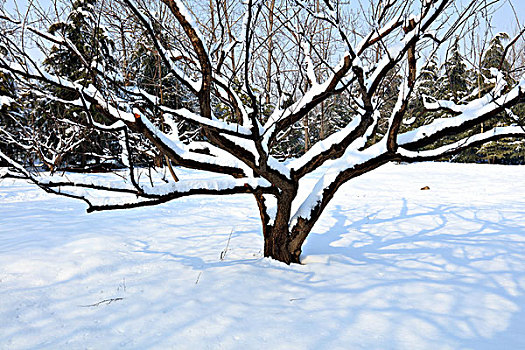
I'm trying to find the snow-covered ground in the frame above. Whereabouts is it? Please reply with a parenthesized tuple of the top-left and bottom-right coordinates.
(1, 162, 525, 349)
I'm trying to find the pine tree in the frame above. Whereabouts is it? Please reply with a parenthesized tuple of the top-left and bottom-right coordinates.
(476, 32, 524, 164)
(419, 55, 440, 97)
(44, 0, 116, 84)
(402, 54, 441, 132)
(442, 38, 468, 103)
(481, 32, 512, 82)
(440, 39, 484, 163)
(129, 21, 184, 109)
(0, 68, 20, 166)
(127, 21, 202, 170)
(36, 0, 119, 170)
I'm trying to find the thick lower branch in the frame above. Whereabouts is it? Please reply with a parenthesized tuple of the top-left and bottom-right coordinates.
(290, 152, 395, 254)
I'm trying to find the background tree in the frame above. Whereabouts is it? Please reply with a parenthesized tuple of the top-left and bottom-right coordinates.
(442, 38, 469, 103)
(34, 0, 120, 171)
(476, 32, 525, 164)
(401, 54, 440, 133)
(0, 68, 20, 166)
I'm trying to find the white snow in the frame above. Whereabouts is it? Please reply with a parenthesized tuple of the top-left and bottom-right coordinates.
(1, 162, 525, 349)
(138, 177, 270, 197)
(267, 155, 291, 178)
(0, 95, 15, 107)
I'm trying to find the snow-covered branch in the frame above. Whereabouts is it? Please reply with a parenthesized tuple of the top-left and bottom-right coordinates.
(398, 125, 525, 161)
(263, 53, 352, 142)
(399, 79, 525, 150)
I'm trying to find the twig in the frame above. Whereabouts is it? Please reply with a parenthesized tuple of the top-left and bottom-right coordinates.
(289, 298, 305, 302)
(79, 298, 124, 307)
(195, 272, 202, 285)
(220, 228, 234, 261)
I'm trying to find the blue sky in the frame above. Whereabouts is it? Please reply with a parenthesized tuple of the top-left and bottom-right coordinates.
(3, 0, 524, 34)
(492, 0, 525, 34)
(2, 0, 524, 66)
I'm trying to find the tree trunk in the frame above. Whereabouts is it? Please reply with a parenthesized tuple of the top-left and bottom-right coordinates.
(253, 190, 303, 264)
(263, 225, 302, 264)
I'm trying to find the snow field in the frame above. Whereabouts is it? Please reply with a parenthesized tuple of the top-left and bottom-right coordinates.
(1, 162, 525, 349)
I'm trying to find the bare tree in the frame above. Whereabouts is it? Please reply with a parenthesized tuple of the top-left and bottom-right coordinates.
(1, 0, 524, 264)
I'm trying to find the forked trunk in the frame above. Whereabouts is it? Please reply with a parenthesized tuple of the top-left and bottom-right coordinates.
(263, 225, 302, 264)
(255, 191, 308, 265)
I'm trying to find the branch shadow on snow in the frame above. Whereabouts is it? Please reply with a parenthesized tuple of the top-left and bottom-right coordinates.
(2, 188, 525, 348)
(301, 198, 525, 349)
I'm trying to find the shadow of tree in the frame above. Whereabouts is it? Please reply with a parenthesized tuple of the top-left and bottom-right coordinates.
(301, 198, 525, 348)
(2, 178, 525, 349)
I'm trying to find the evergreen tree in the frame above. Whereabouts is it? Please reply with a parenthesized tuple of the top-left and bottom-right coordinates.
(0, 68, 19, 166)
(481, 32, 512, 82)
(129, 21, 183, 110)
(127, 21, 203, 170)
(476, 32, 525, 164)
(418, 55, 440, 97)
(44, 0, 116, 84)
(36, 0, 119, 170)
(442, 38, 468, 103)
(402, 54, 441, 132)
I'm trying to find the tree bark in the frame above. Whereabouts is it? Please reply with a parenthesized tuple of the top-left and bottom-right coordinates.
(263, 225, 302, 264)
(255, 188, 302, 264)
